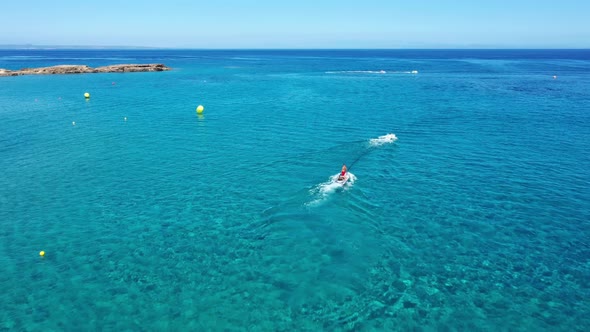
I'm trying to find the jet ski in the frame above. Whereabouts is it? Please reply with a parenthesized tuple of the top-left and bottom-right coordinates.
(335, 173, 349, 185)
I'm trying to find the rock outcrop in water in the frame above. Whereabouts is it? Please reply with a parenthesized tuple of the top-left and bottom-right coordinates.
(0, 64, 170, 77)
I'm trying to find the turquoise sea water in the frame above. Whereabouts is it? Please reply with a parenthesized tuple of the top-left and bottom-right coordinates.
(1, 49, 589, 331)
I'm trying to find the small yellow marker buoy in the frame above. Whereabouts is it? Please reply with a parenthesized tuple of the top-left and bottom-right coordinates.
(39, 251, 45, 257)
(196, 105, 204, 114)
(84, 92, 90, 99)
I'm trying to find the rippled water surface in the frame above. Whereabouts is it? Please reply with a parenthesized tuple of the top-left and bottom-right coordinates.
(1, 49, 589, 331)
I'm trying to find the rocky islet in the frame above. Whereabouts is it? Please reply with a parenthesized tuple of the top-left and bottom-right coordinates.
(0, 63, 170, 76)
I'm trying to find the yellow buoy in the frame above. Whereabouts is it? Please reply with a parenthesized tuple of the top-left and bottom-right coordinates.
(196, 105, 204, 114)
(84, 92, 90, 98)
(39, 251, 45, 257)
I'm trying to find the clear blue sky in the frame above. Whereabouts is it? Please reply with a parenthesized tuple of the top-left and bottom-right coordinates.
(2, 0, 589, 48)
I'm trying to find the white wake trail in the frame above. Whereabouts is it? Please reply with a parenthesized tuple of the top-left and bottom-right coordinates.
(369, 133, 398, 146)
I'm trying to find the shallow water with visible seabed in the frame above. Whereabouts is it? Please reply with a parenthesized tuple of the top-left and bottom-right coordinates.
(0, 49, 589, 331)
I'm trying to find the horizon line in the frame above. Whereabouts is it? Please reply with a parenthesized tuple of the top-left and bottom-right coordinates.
(1, 45, 590, 51)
